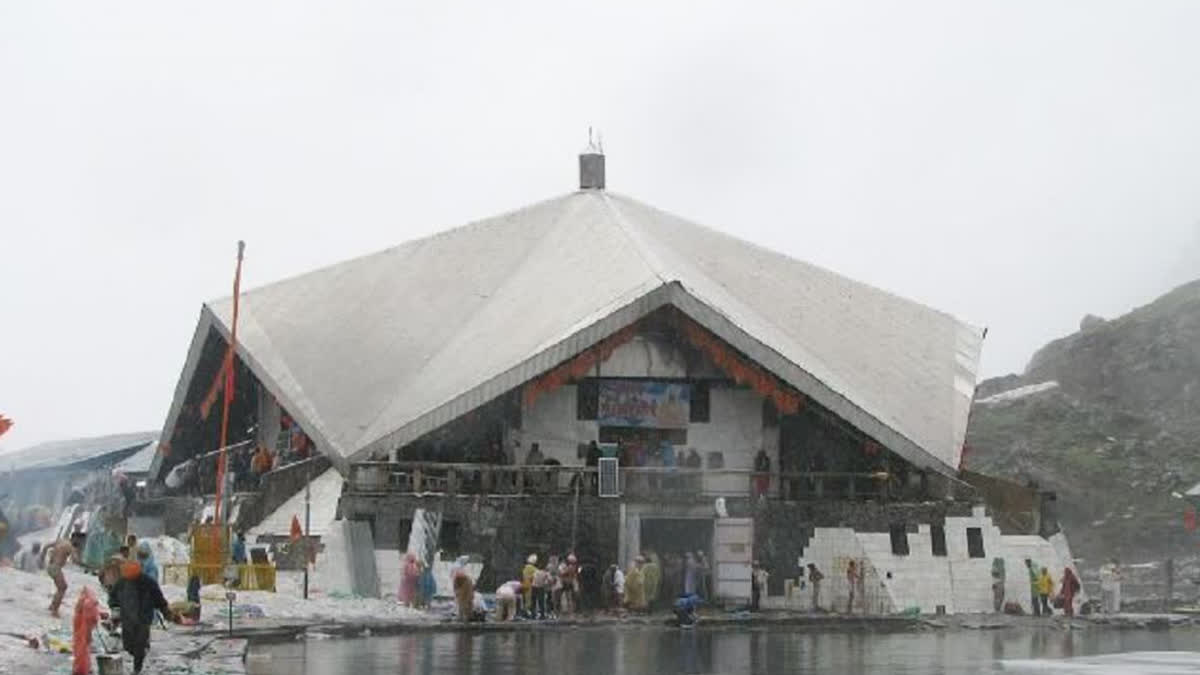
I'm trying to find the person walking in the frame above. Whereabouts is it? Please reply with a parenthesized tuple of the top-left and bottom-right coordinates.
(1099, 558, 1122, 614)
(15, 542, 41, 573)
(416, 559, 436, 609)
(522, 554, 538, 617)
(108, 559, 172, 674)
(991, 557, 1006, 612)
(547, 555, 561, 617)
(846, 560, 861, 614)
(136, 542, 159, 584)
(398, 552, 420, 606)
(625, 557, 646, 612)
(696, 551, 711, 599)
(1025, 559, 1041, 616)
(683, 553, 699, 596)
(642, 553, 661, 611)
(1060, 566, 1080, 617)
(750, 561, 768, 611)
(807, 563, 824, 612)
(560, 554, 580, 615)
(1036, 566, 1054, 616)
(605, 564, 625, 610)
(753, 449, 771, 498)
(231, 531, 248, 565)
(532, 562, 550, 619)
(45, 538, 75, 617)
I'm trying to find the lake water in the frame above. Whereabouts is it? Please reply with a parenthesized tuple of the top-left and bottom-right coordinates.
(245, 625, 1200, 675)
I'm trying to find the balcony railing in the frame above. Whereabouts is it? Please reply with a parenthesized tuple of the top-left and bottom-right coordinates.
(347, 461, 901, 501)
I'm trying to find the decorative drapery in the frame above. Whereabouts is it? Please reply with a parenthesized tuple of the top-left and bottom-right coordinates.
(520, 310, 816, 419)
(675, 316, 805, 416)
(522, 323, 640, 408)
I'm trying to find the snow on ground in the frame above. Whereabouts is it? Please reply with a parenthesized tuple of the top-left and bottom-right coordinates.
(0, 563, 428, 674)
(975, 381, 1059, 406)
(186, 571, 428, 623)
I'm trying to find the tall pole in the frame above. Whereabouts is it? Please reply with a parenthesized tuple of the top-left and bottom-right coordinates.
(570, 478, 580, 552)
(214, 240, 246, 527)
(303, 459, 312, 600)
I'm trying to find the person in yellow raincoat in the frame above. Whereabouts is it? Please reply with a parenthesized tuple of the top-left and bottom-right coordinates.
(521, 554, 538, 617)
(625, 556, 646, 612)
(642, 553, 662, 611)
(1036, 566, 1054, 616)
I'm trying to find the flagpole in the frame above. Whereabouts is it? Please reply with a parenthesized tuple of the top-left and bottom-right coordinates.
(214, 241, 246, 530)
(303, 460, 311, 600)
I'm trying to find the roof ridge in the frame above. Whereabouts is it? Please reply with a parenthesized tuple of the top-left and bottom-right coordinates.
(596, 192, 672, 285)
(208, 192, 582, 307)
(603, 192, 979, 331)
(351, 192, 603, 450)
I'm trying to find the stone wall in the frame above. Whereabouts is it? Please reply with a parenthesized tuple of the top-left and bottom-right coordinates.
(745, 499, 975, 596)
(339, 493, 621, 590)
(235, 455, 332, 532)
(130, 496, 204, 538)
(341, 490, 980, 599)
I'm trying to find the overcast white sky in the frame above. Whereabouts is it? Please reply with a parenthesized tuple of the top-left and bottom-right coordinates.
(2, 1, 1199, 451)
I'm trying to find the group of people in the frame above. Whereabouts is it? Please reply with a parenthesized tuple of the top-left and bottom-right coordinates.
(599, 554, 662, 612)
(397, 552, 437, 609)
(1025, 559, 1082, 617)
(18, 530, 174, 675)
(497, 553, 583, 620)
(987, 558, 1085, 617)
(99, 535, 173, 674)
(484, 549, 721, 621)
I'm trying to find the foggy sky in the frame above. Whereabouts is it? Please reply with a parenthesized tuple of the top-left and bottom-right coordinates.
(2, 1, 1199, 451)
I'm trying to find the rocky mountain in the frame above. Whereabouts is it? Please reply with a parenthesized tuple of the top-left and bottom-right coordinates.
(966, 279, 1200, 565)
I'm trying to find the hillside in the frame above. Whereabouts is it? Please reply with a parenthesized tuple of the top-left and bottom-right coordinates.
(966, 279, 1200, 565)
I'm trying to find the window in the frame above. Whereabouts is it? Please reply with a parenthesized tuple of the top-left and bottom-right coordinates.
(397, 519, 413, 551)
(690, 381, 710, 423)
(438, 521, 462, 559)
(576, 380, 598, 420)
(889, 524, 910, 556)
(930, 525, 947, 557)
(762, 398, 779, 427)
(598, 457, 620, 497)
(966, 527, 985, 558)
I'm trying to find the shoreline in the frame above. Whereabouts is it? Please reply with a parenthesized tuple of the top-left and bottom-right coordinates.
(228, 609, 1200, 647)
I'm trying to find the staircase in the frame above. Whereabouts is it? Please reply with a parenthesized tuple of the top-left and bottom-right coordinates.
(406, 508, 442, 567)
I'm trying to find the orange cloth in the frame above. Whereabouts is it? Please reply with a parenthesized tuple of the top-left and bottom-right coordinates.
(121, 560, 142, 580)
(72, 588, 100, 675)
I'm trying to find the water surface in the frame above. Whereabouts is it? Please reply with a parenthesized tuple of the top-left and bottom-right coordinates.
(246, 625, 1200, 675)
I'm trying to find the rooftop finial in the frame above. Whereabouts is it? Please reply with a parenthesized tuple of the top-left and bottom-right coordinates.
(579, 128, 605, 190)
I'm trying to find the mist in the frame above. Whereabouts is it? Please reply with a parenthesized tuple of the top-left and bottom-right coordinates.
(2, 0, 1199, 451)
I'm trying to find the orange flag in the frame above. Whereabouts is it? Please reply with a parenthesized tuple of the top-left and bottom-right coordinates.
(290, 515, 303, 542)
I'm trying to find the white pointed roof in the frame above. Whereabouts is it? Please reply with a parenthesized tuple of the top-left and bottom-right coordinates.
(172, 190, 982, 476)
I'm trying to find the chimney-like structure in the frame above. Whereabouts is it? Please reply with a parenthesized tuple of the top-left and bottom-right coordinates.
(579, 132, 605, 190)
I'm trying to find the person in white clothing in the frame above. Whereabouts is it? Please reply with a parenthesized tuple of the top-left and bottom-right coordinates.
(608, 564, 626, 609)
(1099, 558, 1122, 613)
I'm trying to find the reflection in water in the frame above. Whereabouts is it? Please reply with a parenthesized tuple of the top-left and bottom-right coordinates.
(248, 626, 1200, 675)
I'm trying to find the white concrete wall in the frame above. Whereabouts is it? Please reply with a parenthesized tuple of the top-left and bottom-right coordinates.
(796, 507, 1082, 615)
(519, 384, 598, 466)
(521, 383, 776, 481)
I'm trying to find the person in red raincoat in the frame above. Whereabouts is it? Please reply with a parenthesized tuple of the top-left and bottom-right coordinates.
(398, 552, 420, 606)
(1060, 566, 1081, 617)
(72, 587, 101, 675)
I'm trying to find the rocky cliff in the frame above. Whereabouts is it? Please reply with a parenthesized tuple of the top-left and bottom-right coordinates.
(966, 279, 1200, 565)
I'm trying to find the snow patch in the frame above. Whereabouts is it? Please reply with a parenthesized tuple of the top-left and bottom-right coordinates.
(975, 381, 1059, 405)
